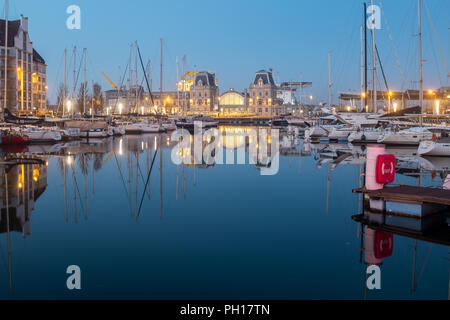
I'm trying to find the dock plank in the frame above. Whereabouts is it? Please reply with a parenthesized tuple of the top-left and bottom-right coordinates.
(352, 185, 450, 206)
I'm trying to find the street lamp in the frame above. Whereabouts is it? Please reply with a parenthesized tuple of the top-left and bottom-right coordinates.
(388, 91, 393, 113)
(66, 99, 72, 115)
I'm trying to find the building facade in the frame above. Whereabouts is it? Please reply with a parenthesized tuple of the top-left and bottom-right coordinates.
(248, 70, 282, 116)
(0, 15, 47, 113)
(190, 71, 218, 113)
(218, 89, 248, 114)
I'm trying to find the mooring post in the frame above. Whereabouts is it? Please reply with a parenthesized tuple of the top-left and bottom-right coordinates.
(365, 145, 385, 211)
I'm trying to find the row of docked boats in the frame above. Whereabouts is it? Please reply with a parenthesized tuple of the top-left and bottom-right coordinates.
(282, 112, 450, 157)
(0, 110, 221, 147)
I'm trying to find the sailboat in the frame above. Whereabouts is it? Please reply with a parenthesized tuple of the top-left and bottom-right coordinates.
(418, 136, 450, 156)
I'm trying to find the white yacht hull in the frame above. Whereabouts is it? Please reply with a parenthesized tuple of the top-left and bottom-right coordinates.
(80, 129, 109, 138)
(328, 128, 352, 140)
(20, 129, 62, 142)
(378, 131, 433, 145)
(418, 140, 450, 156)
(348, 131, 382, 143)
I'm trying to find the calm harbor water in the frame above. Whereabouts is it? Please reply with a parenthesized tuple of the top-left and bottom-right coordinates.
(0, 126, 449, 299)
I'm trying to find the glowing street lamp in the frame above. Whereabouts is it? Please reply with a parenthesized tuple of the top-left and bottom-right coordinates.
(388, 91, 393, 113)
(393, 102, 398, 113)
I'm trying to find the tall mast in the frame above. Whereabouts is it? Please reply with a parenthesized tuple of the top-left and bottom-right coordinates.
(72, 46, 76, 102)
(360, 25, 364, 112)
(128, 44, 132, 113)
(134, 41, 138, 112)
(91, 80, 94, 118)
(83, 48, 86, 115)
(176, 56, 179, 114)
(371, 0, 377, 113)
(63, 48, 66, 117)
(364, 2, 368, 111)
(418, 0, 423, 126)
(182, 55, 186, 116)
(117, 65, 121, 114)
(328, 52, 332, 108)
(160, 38, 163, 113)
(3, 0, 8, 118)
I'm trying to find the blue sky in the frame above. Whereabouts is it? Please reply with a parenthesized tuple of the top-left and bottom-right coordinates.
(4, 0, 449, 104)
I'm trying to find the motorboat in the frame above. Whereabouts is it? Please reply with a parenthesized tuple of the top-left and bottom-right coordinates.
(176, 115, 218, 130)
(377, 127, 433, 146)
(138, 122, 163, 133)
(161, 120, 177, 131)
(47, 126, 80, 140)
(122, 122, 143, 134)
(17, 126, 62, 143)
(0, 130, 29, 145)
(348, 128, 383, 144)
(80, 128, 110, 138)
(287, 118, 310, 128)
(327, 126, 354, 141)
(111, 124, 125, 136)
(271, 118, 289, 127)
(418, 137, 450, 157)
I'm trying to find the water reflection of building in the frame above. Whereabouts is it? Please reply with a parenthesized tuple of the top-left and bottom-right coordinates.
(0, 162, 47, 236)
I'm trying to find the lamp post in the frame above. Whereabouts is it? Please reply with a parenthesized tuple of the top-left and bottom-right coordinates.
(388, 91, 393, 113)
(66, 99, 72, 118)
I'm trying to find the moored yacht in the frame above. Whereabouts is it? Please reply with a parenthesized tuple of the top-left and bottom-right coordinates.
(348, 128, 383, 144)
(418, 137, 450, 157)
(17, 126, 62, 143)
(377, 127, 433, 146)
(80, 128, 110, 138)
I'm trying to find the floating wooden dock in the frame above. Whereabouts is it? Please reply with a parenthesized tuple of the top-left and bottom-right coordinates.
(353, 185, 450, 206)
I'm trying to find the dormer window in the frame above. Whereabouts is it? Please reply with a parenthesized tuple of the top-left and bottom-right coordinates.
(258, 79, 263, 87)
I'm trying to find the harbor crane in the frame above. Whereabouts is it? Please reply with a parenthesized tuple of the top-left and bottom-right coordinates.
(101, 71, 118, 90)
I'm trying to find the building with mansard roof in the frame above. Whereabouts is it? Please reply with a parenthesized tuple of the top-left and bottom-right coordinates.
(0, 15, 47, 112)
(189, 71, 219, 113)
(249, 69, 282, 116)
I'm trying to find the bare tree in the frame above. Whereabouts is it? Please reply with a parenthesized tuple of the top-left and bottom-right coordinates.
(76, 82, 89, 114)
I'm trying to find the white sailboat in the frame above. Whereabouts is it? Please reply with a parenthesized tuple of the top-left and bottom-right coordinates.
(377, 127, 433, 146)
(15, 126, 62, 142)
(348, 128, 383, 143)
(418, 137, 450, 157)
